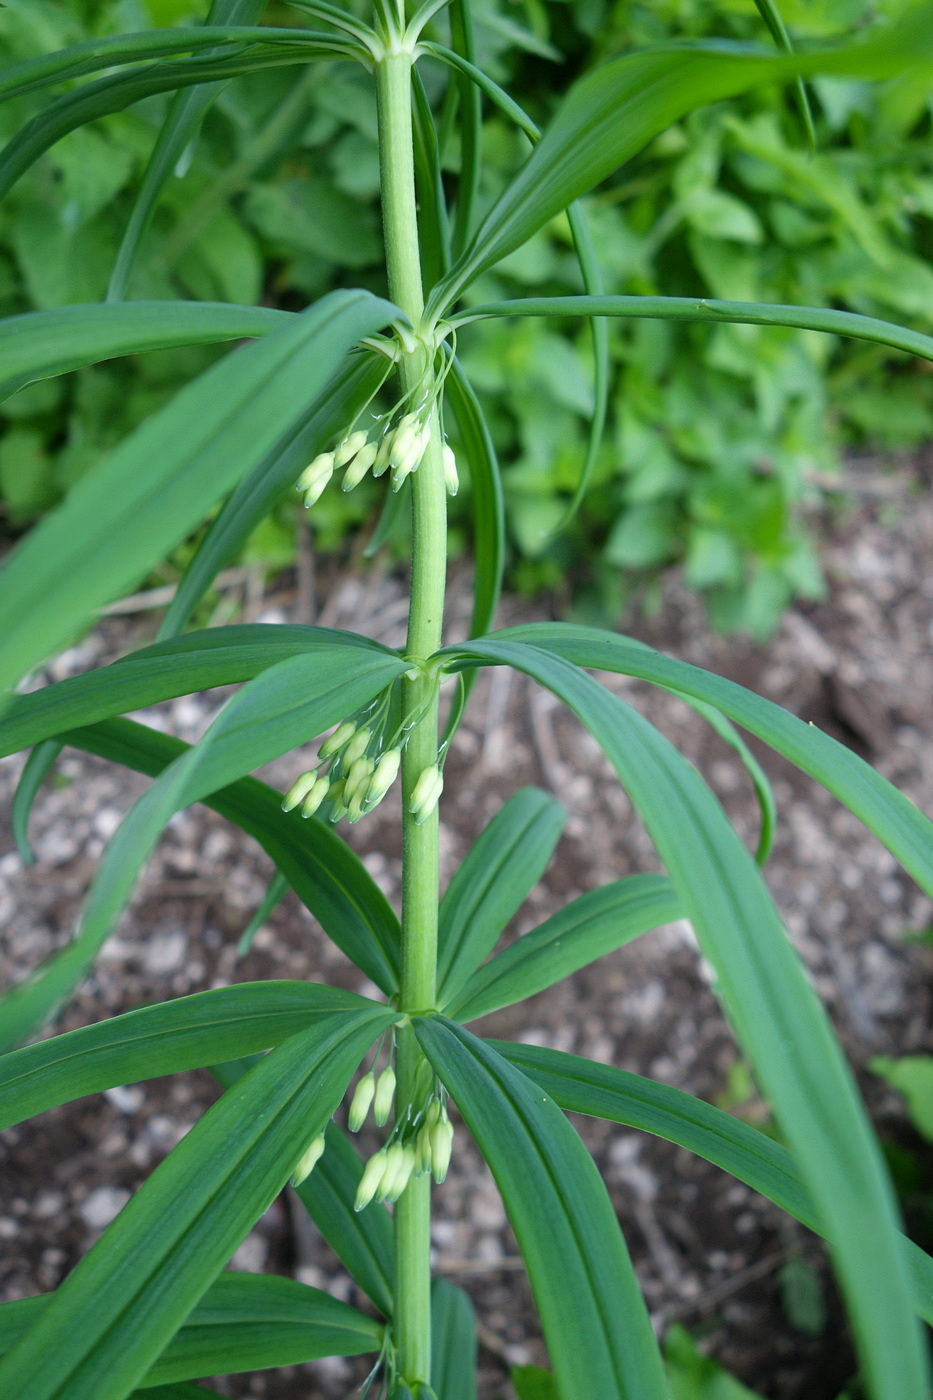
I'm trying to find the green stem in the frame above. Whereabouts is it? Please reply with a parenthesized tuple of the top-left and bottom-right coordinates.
(375, 28, 447, 1390)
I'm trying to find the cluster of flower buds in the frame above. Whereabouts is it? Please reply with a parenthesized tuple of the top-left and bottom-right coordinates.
(353, 1098, 454, 1212)
(295, 411, 460, 509)
(290, 1132, 326, 1188)
(281, 715, 402, 827)
(348, 1065, 397, 1132)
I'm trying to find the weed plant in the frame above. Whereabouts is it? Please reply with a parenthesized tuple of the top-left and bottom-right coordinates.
(1, 3, 933, 1399)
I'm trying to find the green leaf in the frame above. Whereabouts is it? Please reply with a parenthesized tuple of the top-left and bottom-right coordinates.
(108, 0, 267, 303)
(437, 787, 566, 1004)
(0, 290, 397, 698)
(159, 353, 387, 638)
(237, 870, 289, 956)
(0, 645, 406, 1051)
(431, 1278, 477, 1400)
(443, 356, 504, 644)
(448, 874, 681, 1022)
(428, 13, 933, 311)
(412, 64, 450, 287)
(57, 716, 402, 995)
(665, 1324, 767, 1400)
(440, 637, 927, 1400)
(0, 980, 379, 1130)
(0, 301, 291, 404)
(870, 1056, 933, 1143)
(560, 205, 609, 529)
(11, 738, 62, 864)
(511, 1366, 560, 1400)
(493, 1040, 933, 1327)
(749, 0, 815, 149)
(449, 294, 933, 367)
(414, 1016, 668, 1400)
(448, 0, 482, 259)
(0, 1009, 395, 1400)
(0, 623, 389, 758)
(485, 621, 933, 900)
(0, 1274, 382, 1384)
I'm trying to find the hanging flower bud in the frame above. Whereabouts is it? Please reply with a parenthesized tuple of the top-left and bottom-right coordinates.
(372, 432, 393, 478)
(409, 765, 443, 824)
(414, 1123, 433, 1176)
(290, 1133, 326, 1187)
(354, 1148, 388, 1212)
(327, 778, 348, 822)
(301, 773, 330, 819)
(342, 441, 378, 492)
(373, 1142, 406, 1203)
(343, 727, 372, 765)
(297, 452, 335, 493)
(348, 1071, 376, 1132)
(443, 443, 459, 497)
(334, 429, 369, 467)
(383, 1144, 417, 1203)
(389, 413, 419, 464)
(373, 1066, 397, 1126)
(282, 769, 319, 813)
(319, 721, 356, 759)
(345, 756, 376, 824)
(430, 1114, 454, 1184)
(365, 748, 401, 808)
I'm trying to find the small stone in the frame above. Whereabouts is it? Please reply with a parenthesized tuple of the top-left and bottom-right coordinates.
(80, 1186, 130, 1230)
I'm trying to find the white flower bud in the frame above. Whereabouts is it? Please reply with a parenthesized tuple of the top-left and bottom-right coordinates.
(334, 430, 369, 467)
(341, 441, 378, 492)
(301, 774, 330, 819)
(296, 452, 335, 493)
(372, 432, 393, 477)
(348, 1071, 376, 1132)
(302, 469, 333, 509)
(354, 1148, 388, 1212)
(430, 1116, 454, 1184)
(282, 769, 319, 813)
(379, 1142, 416, 1203)
(327, 778, 348, 822)
(410, 766, 443, 824)
(414, 1123, 433, 1176)
(290, 1133, 326, 1187)
(345, 756, 375, 824)
(343, 727, 372, 765)
(443, 443, 459, 497)
(365, 748, 401, 807)
(373, 1066, 396, 1126)
(319, 721, 356, 759)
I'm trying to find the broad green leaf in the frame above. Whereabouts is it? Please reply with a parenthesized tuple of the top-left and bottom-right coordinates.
(0, 980, 379, 1130)
(449, 294, 933, 367)
(55, 716, 402, 995)
(0, 645, 406, 1051)
(437, 787, 565, 1004)
(0, 35, 364, 202)
(108, 0, 267, 303)
(439, 637, 927, 1400)
(443, 357, 504, 644)
(0, 290, 397, 698)
(0, 301, 290, 404)
(11, 738, 62, 863)
(0, 1009, 395, 1400)
(431, 1278, 477, 1400)
(237, 870, 289, 956)
(427, 12, 933, 312)
(448, 874, 681, 1022)
(488, 621, 933, 899)
(159, 353, 387, 638)
(414, 1016, 668, 1400)
(0, 1274, 382, 1384)
(0, 623, 389, 758)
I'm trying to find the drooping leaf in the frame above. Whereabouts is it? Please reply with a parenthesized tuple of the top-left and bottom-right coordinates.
(414, 1016, 669, 1400)
(0, 645, 406, 1051)
(11, 738, 62, 864)
(439, 637, 927, 1400)
(436, 787, 565, 1004)
(448, 875, 681, 1022)
(443, 356, 504, 644)
(0, 1009, 395, 1400)
(430, 1278, 477, 1400)
(0, 290, 397, 698)
(0, 981, 379, 1130)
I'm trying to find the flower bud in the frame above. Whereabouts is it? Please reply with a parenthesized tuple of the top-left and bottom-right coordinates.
(348, 1072, 376, 1132)
(319, 721, 356, 759)
(414, 1124, 433, 1176)
(343, 727, 372, 765)
(296, 452, 335, 493)
(383, 1144, 417, 1203)
(374, 1142, 407, 1202)
(334, 429, 369, 467)
(303, 471, 332, 508)
(389, 414, 419, 464)
(365, 748, 401, 807)
(373, 1066, 396, 1126)
(410, 765, 443, 824)
(341, 441, 378, 492)
(282, 769, 319, 812)
(301, 774, 330, 818)
(372, 432, 393, 477)
(354, 1148, 388, 1212)
(430, 1116, 454, 1184)
(290, 1133, 326, 1187)
(326, 777, 348, 822)
(443, 443, 459, 497)
(345, 756, 375, 824)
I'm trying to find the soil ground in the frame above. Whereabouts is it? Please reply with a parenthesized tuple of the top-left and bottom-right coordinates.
(2, 468, 933, 1399)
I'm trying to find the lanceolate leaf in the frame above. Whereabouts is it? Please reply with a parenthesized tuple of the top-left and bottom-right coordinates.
(0, 290, 397, 698)
(430, 1278, 478, 1400)
(440, 637, 927, 1400)
(448, 875, 681, 1022)
(436, 787, 566, 1004)
(0, 1274, 381, 1384)
(496, 1038, 933, 1326)
(449, 294, 933, 366)
(0, 981, 380, 1130)
(0, 1010, 396, 1400)
(0, 301, 291, 404)
(490, 622, 933, 899)
(0, 624, 390, 758)
(427, 12, 933, 311)
(11, 739, 62, 864)
(443, 358, 504, 643)
(0, 646, 406, 1052)
(750, 0, 815, 148)
(55, 716, 402, 995)
(414, 1016, 668, 1400)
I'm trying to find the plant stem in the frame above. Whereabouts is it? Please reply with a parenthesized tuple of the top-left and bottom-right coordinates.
(376, 29, 447, 1389)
